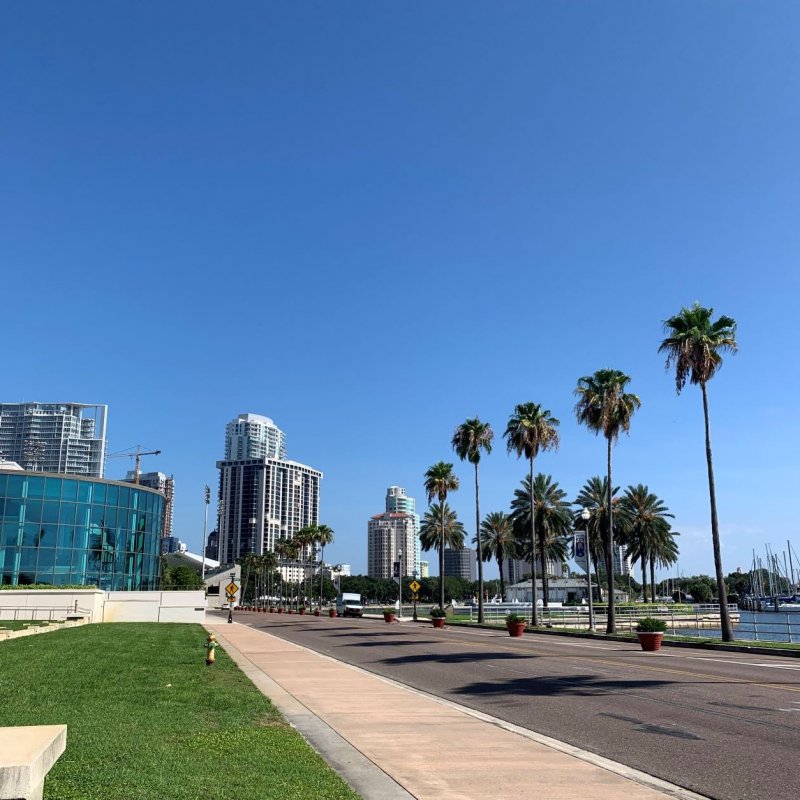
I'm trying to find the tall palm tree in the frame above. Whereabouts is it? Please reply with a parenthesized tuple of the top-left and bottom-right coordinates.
(619, 485, 675, 603)
(424, 462, 460, 610)
(452, 417, 494, 623)
(315, 524, 334, 606)
(575, 369, 640, 633)
(504, 403, 560, 626)
(659, 302, 737, 641)
(509, 474, 571, 607)
(294, 525, 318, 605)
(478, 511, 516, 601)
(419, 502, 466, 551)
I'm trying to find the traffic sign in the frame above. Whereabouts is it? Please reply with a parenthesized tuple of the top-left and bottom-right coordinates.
(411, 593, 419, 601)
(225, 581, 239, 596)
(409, 580, 421, 594)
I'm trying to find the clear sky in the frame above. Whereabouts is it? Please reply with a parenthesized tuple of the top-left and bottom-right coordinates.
(3, 2, 799, 581)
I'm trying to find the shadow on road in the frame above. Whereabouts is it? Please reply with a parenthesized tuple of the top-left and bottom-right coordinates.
(379, 651, 533, 666)
(454, 674, 672, 697)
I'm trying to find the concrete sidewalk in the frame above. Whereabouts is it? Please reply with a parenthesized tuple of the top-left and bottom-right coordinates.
(207, 620, 706, 800)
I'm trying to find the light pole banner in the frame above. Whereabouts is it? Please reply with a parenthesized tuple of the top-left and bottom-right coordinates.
(573, 532, 589, 572)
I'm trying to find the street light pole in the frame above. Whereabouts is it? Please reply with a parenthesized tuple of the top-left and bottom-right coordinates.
(581, 508, 595, 632)
(397, 548, 403, 619)
(201, 485, 210, 581)
(412, 569, 418, 622)
(228, 570, 235, 624)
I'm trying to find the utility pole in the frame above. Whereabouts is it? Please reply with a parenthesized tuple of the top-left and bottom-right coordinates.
(201, 485, 211, 580)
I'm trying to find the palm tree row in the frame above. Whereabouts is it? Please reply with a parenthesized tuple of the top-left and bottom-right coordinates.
(272, 523, 335, 609)
(422, 303, 736, 639)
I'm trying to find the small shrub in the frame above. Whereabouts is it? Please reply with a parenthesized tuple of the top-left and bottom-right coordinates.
(505, 612, 527, 624)
(382, 608, 395, 615)
(636, 617, 667, 633)
(429, 606, 446, 618)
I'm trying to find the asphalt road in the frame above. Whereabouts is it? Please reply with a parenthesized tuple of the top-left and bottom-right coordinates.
(232, 613, 800, 800)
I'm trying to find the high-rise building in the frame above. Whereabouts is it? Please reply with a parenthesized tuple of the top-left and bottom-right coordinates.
(419, 560, 429, 578)
(225, 413, 286, 460)
(444, 547, 477, 581)
(125, 471, 174, 538)
(217, 414, 322, 582)
(0, 403, 107, 477)
(367, 512, 416, 579)
(385, 486, 420, 573)
(614, 544, 633, 577)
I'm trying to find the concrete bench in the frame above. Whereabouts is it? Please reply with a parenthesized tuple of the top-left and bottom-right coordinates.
(0, 726, 67, 800)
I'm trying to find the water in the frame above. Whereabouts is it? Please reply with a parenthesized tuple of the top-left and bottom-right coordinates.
(669, 611, 800, 643)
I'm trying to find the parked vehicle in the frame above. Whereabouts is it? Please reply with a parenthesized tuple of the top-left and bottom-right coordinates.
(336, 593, 363, 617)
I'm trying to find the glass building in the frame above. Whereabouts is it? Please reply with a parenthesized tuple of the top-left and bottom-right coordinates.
(0, 470, 164, 589)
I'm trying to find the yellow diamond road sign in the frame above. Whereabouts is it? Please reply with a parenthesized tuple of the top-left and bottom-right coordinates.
(409, 580, 421, 594)
(225, 581, 239, 596)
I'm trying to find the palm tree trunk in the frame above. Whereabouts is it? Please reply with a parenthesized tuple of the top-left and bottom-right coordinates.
(319, 545, 325, 608)
(702, 382, 733, 641)
(539, 530, 549, 608)
(529, 457, 539, 627)
(641, 555, 648, 603)
(606, 435, 616, 634)
(650, 555, 656, 601)
(439, 494, 446, 611)
(475, 463, 485, 624)
(499, 557, 505, 602)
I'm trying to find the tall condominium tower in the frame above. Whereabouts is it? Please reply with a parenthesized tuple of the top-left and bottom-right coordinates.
(444, 547, 477, 581)
(125, 471, 175, 538)
(217, 414, 322, 581)
(367, 512, 416, 579)
(0, 402, 107, 477)
(385, 486, 420, 573)
(613, 544, 633, 577)
(225, 413, 286, 460)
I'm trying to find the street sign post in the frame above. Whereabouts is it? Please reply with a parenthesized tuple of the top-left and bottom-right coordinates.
(409, 580, 421, 594)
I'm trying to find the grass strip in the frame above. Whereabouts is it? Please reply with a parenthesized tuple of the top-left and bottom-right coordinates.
(0, 623, 359, 800)
(0, 620, 53, 630)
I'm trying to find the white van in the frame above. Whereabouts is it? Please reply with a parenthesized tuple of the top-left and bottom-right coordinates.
(336, 592, 363, 617)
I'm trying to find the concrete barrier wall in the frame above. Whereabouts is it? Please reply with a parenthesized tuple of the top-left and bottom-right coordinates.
(0, 590, 205, 624)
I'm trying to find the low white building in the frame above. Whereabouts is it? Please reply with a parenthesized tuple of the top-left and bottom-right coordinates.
(507, 578, 628, 604)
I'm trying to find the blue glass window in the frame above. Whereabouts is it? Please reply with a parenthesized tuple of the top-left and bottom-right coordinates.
(61, 480, 78, 501)
(44, 479, 61, 500)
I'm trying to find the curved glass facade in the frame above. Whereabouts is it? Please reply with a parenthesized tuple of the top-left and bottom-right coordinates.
(0, 470, 164, 590)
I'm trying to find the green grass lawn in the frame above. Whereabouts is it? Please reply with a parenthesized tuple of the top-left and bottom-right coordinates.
(0, 623, 360, 800)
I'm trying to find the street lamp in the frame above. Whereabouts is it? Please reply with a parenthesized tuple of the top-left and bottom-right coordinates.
(397, 548, 403, 619)
(201, 485, 211, 581)
(412, 569, 418, 622)
(228, 570, 235, 624)
(580, 508, 595, 632)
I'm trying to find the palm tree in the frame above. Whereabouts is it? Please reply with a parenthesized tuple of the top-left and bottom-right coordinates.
(294, 525, 318, 605)
(573, 476, 627, 605)
(478, 511, 516, 601)
(574, 369, 640, 633)
(504, 403, 560, 626)
(452, 417, 494, 622)
(315, 524, 334, 606)
(424, 462, 460, 610)
(619, 485, 675, 603)
(659, 302, 737, 641)
(419, 502, 466, 551)
(509, 474, 571, 607)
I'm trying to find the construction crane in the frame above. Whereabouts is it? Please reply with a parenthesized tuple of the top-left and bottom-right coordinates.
(106, 445, 162, 484)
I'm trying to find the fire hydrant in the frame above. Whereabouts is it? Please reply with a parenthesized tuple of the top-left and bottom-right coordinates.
(204, 633, 219, 665)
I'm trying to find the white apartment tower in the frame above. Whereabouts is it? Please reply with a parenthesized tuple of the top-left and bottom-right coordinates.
(367, 512, 416, 579)
(385, 486, 420, 573)
(225, 413, 287, 460)
(0, 402, 107, 477)
(125, 471, 175, 538)
(217, 414, 322, 582)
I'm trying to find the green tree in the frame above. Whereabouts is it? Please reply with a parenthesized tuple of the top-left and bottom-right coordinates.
(423, 462, 460, 610)
(452, 417, 493, 623)
(509, 474, 571, 606)
(419, 502, 466, 552)
(575, 369, 641, 633)
(619, 485, 675, 603)
(315, 524, 334, 606)
(504, 403, 560, 626)
(659, 302, 737, 640)
(477, 511, 516, 601)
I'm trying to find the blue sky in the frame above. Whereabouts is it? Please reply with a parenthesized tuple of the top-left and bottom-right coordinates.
(3, 2, 799, 580)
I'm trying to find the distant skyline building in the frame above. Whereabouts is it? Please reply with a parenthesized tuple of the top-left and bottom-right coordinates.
(444, 547, 477, 581)
(125, 471, 174, 538)
(225, 413, 286, 460)
(217, 413, 322, 582)
(367, 512, 416, 579)
(507, 557, 567, 585)
(419, 560, 429, 578)
(614, 544, 633, 577)
(0, 402, 107, 477)
(384, 486, 420, 572)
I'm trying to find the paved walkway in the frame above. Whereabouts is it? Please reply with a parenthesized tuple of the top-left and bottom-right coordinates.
(207, 620, 706, 800)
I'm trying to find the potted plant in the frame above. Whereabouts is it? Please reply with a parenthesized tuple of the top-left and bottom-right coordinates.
(430, 607, 446, 628)
(383, 607, 396, 623)
(313, 608, 321, 617)
(277, 607, 285, 614)
(505, 612, 527, 638)
(288, 608, 294, 615)
(636, 617, 667, 651)
(299, 606, 306, 615)
(269, 606, 276, 613)
(328, 608, 336, 618)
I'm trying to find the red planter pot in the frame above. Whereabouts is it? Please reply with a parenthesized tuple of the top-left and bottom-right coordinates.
(329, 609, 336, 618)
(431, 617, 445, 629)
(288, 609, 294, 615)
(383, 613, 395, 624)
(269, 607, 276, 613)
(314, 610, 321, 617)
(507, 622, 526, 638)
(637, 632, 664, 652)
(299, 608, 306, 616)
(277, 608, 284, 614)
